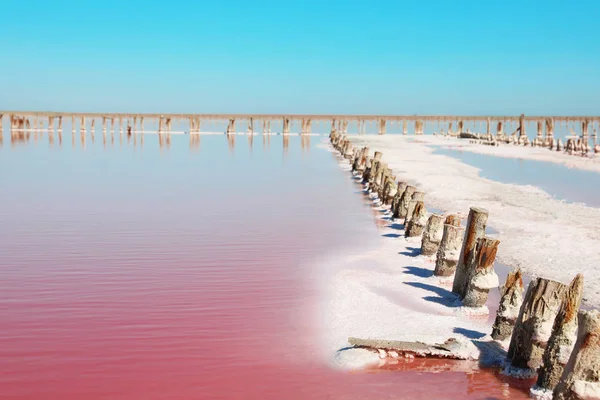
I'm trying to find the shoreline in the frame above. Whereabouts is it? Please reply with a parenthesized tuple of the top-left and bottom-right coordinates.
(343, 135, 600, 309)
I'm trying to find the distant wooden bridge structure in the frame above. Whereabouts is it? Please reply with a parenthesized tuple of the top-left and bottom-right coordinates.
(2, 111, 600, 143)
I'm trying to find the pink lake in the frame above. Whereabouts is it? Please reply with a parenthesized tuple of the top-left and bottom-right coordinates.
(0, 133, 531, 399)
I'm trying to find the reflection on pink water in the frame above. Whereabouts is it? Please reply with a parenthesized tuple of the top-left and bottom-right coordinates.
(0, 135, 530, 399)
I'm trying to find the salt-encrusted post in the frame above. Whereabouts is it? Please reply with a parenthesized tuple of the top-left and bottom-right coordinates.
(553, 309, 600, 400)
(283, 117, 290, 135)
(405, 191, 425, 225)
(405, 201, 427, 237)
(381, 174, 397, 205)
(491, 269, 524, 341)
(394, 186, 416, 220)
(391, 182, 408, 216)
(546, 117, 554, 148)
(507, 278, 568, 371)
(535, 274, 584, 393)
(434, 224, 465, 277)
(421, 214, 444, 256)
(227, 118, 236, 135)
(518, 114, 526, 143)
(452, 207, 489, 298)
(462, 237, 500, 307)
(378, 119, 386, 135)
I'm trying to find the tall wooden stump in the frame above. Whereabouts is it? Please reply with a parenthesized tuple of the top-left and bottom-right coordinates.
(452, 207, 489, 298)
(491, 269, 524, 341)
(536, 274, 584, 392)
(391, 182, 408, 217)
(362, 158, 373, 182)
(382, 175, 397, 205)
(507, 278, 568, 371)
(434, 224, 465, 277)
(553, 310, 600, 400)
(394, 186, 416, 220)
(462, 237, 500, 307)
(421, 214, 444, 256)
(405, 202, 427, 237)
(405, 192, 425, 225)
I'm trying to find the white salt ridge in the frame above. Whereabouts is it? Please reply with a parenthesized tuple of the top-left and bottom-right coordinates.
(572, 380, 600, 399)
(429, 135, 600, 174)
(530, 385, 553, 400)
(348, 135, 600, 308)
(321, 150, 499, 370)
(472, 272, 500, 290)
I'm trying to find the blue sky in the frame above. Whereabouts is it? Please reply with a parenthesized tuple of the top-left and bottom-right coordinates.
(1, 0, 599, 115)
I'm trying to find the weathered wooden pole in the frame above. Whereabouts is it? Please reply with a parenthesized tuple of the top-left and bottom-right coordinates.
(226, 118, 236, 135)
(391, 182, 408, 217)
(421, 214, 444, 256)
(491, 269, 524, 341)
(535, 274, 584, 393)
(434, 224, 465, 277)
(394, 186, 416, 220)
(507, 278, 568, 371)
(405, 191, 425, 225)
(402, 120, 407, 135)
(283, 117, 290, 135)
(462, 237, 500, 307)
(553, 309, 600, 400)
(518, 113, 526, 144)
(546, 117, 554, 148)
(452, 207, 489, 298)
(378, 119, 386, 135)
(405, 202, 427, 237)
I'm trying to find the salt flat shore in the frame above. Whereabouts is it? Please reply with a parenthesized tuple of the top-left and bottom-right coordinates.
(422, 135, 600, 174)
(346, 135, 600, 308)
(321, 135, 600, 370)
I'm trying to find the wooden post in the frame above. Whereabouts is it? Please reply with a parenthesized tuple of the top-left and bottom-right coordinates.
(434, 224, 465, 277)
(283, 117, 290, 135)
(405, 201, 427, 237)
(381, 174, 397, 205)
(452, 207, 488, 298)
(378, 119, 386, 135)
(535, 274, 584, 392)
(227, 118, 236, 135)
(421, 214, 444, 256)
(462, 237, 500, 307)
(553, 310, 600, 400)
(546, 117, 554, 148)
(391, 182, 408, 217)
(394, 186, 416, 220)
(507, 278, 568, 371)
(491, 269, 524, 341)
(405, 191, 425, 225)
(518, 114, 526, 144)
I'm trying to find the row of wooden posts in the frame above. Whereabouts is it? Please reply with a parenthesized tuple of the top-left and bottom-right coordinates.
(330, 131, 600, 400)
(448, 115, 600, 156)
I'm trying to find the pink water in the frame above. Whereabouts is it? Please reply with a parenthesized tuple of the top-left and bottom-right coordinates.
(0, 134, 531, 399)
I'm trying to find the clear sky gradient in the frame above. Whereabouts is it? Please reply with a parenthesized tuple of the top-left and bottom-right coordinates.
(2, 0, 599, 115)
